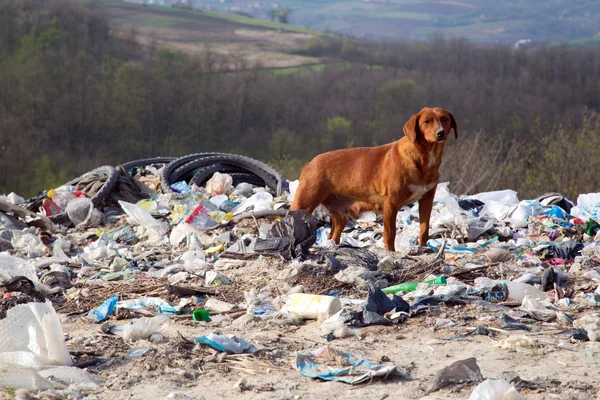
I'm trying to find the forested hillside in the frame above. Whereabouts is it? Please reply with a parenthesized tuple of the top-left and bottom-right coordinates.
(1, 0, 600, 200)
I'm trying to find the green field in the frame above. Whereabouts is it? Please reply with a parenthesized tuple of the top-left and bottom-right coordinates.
(103, 2, 326, 70)
(149, 0, 600, 45)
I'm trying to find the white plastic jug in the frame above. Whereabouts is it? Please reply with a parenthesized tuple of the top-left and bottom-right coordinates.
(281, 293, 341, 319)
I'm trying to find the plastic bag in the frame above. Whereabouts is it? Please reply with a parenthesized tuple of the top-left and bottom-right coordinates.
(254, 210, 318, 260)
(0, 253, 38, 284)
(119, 200, 168, 239)
(206, 172, 233, 195)
(287, 179, 299, 202)
(184, 205, 217, 229)
(466, 189, 519, 206)
(426, 358, 483, 393)
(196, 332, 256, 354)
(11, 233, 46, 258)
(0, 301, 73, 369)
(232, 192, 273, 215)
(114, 316, 171, 341)
(468, 379, 524, 400)
(66, 197, 94, 226)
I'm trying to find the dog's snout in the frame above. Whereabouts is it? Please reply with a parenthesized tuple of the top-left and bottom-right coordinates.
(436, 129, 445, 139)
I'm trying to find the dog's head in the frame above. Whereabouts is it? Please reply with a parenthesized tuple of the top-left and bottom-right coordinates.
(403, 107, 458, 144)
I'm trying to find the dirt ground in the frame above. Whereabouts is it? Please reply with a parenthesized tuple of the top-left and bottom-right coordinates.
(56, 254, 600, 400)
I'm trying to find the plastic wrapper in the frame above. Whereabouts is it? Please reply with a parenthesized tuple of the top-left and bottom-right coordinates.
(206, 172, 233, 195)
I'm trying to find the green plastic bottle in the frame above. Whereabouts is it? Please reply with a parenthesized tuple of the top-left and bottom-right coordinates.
(192, 309, 212, 322)
(382, 276, 447, 295)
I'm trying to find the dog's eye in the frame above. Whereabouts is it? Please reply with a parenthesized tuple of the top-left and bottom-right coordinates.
(423, 120, 430, 124)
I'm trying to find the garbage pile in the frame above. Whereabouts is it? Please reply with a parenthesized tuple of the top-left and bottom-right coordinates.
(1, 154, 600, 399)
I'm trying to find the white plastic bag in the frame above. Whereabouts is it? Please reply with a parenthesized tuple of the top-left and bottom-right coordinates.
(206, 172, 233, 195)
(0, 301, 73, 368)
(66, 197, 98, 227)
(119, 200, 168, 239)
(114, 316, 171, 341)
(11, 233, 46, 258)
(0, 253, 39, 284)
(232, 192, 273, 215)
(466, 189, 519, 206)
(287, 179, 299, 202)
(468, 379, 524, 400)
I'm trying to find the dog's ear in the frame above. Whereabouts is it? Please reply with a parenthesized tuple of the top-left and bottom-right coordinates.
(403, 112, 420, 142)
(449, 111, 458, 140)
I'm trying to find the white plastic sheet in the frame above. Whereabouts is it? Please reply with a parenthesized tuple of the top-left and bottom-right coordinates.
(0, 301, 74, 390)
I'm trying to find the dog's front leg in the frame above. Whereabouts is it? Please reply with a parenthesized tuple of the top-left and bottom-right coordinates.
(383, 201, 398, 251)
(418, 186, 437, 246)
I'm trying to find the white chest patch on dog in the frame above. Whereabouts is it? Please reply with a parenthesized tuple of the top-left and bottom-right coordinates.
(407, 183, 436, 203)
(428, 153, 437, 168)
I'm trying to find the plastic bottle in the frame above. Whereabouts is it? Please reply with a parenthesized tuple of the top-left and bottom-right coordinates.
(281, 293, 341, 319)
(502, 280, 545, 301)
(49, 188, 76, 210)
(192, 309, 212, 321)
(382, 276, 447, 294)
(475, 277, 545, 301)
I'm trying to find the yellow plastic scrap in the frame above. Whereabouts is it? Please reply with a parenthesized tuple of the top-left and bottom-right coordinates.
(204, 244, 224, 255)
(137, 199, 157, 212)
(47, 189, 56, 198)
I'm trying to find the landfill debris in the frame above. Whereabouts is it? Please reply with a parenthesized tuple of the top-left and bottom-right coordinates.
(426, 358, 483, 393)
(468, 379, 524, 400)
(0, 154, 599, 397)
(196, 332, 257, 354)
(295, 346, 411, 384)
(254, 210, 319, 260)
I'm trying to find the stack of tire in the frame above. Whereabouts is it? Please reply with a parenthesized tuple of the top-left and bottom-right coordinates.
(23, 153, 287, 225)
(159, 153, 287, 196)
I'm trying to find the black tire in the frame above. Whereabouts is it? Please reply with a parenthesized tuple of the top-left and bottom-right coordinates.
(190, 163, 260, 187)
(227, 172, 266, 188)
(162, 153, 286, 195)
(171, 156, 278, 194)
(160, 153, 222, 192)
(48, 166, 119, 225)
(120, 157, 177, 175)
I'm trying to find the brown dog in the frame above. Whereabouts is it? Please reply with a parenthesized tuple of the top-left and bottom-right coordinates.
(290, 107, 458, 252)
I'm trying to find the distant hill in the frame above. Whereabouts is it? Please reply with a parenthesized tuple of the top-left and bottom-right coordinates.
(140, 0, 600, 46)
(104, 2, 327, 70)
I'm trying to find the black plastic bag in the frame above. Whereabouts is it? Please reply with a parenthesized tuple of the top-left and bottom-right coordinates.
(357, 285, 410, 326)
(254, 210, 319, 260)
(541, 240, 583, 261)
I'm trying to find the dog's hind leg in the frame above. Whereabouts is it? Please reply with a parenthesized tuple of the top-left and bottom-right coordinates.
(383, 201, 398, 251)
(290, 180, 324, 213)
(329, 213, 347, 244)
